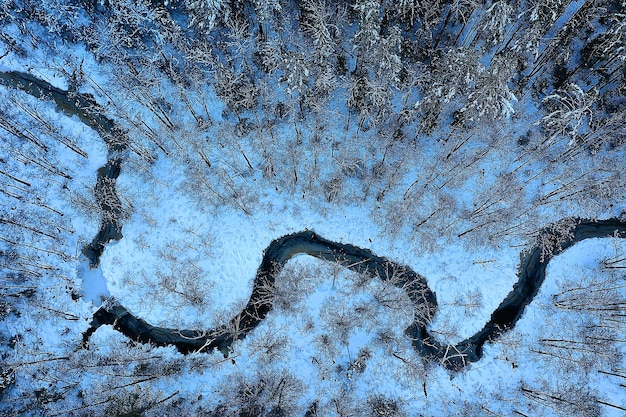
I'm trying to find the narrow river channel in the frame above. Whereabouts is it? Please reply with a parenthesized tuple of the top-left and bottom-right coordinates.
(3, 70, 625, 370)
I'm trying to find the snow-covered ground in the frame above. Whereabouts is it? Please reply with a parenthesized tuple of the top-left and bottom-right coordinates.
(1, 3, 626, 416)
(94, 146, 626, 415)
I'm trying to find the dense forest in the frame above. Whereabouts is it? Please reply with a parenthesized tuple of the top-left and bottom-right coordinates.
(1, 0, 625, 415)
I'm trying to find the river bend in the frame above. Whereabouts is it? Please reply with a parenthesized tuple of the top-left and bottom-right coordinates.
(2, 70, 624, 370)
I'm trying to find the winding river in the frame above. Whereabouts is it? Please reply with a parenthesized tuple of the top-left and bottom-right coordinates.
(3, 70, 625, 370)
(0, 70, 127, 269)
(82, 221, 626, 370)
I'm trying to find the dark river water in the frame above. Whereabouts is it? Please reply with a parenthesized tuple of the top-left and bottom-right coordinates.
(3, 70, 625, 370)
